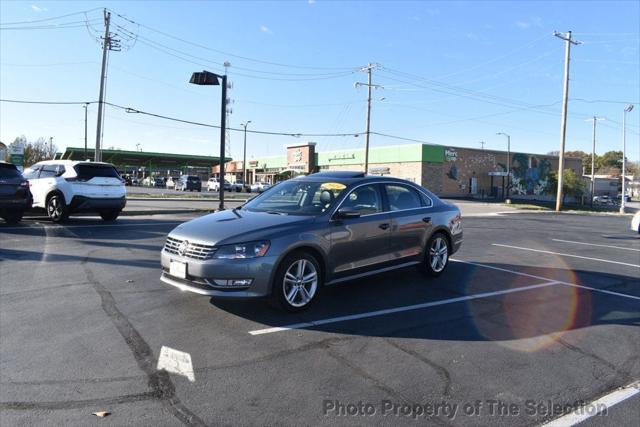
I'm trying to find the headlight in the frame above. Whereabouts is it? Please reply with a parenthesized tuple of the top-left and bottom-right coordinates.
(213, 241, 270, 259)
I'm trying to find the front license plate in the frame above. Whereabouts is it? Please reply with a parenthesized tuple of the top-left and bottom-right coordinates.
(169, 261, 187, 279)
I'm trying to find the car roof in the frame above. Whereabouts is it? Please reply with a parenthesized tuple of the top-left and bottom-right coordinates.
(32, 160, 116, 167)
(0, 161, 18, 168)
(295, 171, 418, 186)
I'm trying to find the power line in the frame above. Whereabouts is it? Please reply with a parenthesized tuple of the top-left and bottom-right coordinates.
(107, 8, 356, 72)
(0, 8, 102, 25)
(0, 99, 96, 105)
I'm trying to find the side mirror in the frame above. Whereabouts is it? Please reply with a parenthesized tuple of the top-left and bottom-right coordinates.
(334, 207, 361, 220)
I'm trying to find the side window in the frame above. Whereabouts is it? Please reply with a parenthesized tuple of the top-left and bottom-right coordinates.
(23, 165, 41, 180)
(385, 185, 424, 211)
(39, 165, 58, 179)
(340, 185, 382, 215)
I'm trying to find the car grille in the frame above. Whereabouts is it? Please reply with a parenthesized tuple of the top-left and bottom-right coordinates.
(164, 236, 217, 260)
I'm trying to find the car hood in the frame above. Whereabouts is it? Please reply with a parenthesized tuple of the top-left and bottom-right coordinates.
(168, 209, 315, 246)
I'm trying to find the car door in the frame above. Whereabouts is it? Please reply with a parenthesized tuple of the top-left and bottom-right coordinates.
(328, 183, 392, 276)
(384, 183, 433, 263)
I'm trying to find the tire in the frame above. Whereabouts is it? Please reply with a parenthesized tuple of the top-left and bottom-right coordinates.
(100, 210, 120, 221)
(46, 193, 69, 223)
(2, 210, 23, 224)
(271, 251, 322, 312)
(419, 232, 450, 277)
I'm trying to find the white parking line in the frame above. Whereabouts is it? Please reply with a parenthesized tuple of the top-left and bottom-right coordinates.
(492, 243, 640, 268)
(248, 281, 560, 335)
(542, 381, 640, 427)
(451, 259, 640, 301)
(0, 221, 182, 231)
(551, 238, 640, 252)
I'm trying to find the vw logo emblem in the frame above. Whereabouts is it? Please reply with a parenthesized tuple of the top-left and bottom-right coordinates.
(178, 240, 189, 256)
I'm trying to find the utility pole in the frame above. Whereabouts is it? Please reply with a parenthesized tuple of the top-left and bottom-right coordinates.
(94, 9, 121, 162)
(219, 74, 228, 211)
(553, 31, 581, 211)
(241, 121, 251, 185)
(585, 117, 605, 207)
(496, 132, 511, 198)
(621, 104, 634, 214)
(355, 63, 382, 174)
(224, 61, 232, 160)
(83, 104, 88, 160)
(479, 141, 486, 150)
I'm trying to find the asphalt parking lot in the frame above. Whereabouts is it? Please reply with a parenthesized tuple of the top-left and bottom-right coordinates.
(1, 211, 638, 426)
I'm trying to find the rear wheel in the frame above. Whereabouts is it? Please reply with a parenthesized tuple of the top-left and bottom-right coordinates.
(2, 210, 23, 224)
(46, 194, 69, 223)
(419, 232, 450, 277)
(100, 210, 120, 221)
(271, 252, 322, 312)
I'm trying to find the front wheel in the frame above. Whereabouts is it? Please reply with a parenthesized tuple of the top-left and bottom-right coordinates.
(100, 210, 120, 221)
(46, 194, 69, 223)
(419, 233, 450, 277)
(271, 252, 322, 312)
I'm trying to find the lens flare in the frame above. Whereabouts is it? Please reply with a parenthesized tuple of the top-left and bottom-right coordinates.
(462, 253, 591, 352)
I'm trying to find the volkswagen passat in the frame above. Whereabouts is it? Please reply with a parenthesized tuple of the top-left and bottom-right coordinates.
(160, 172, 463, 311)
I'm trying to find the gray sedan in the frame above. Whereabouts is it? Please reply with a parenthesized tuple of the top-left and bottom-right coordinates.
(160, 171, 463, 311)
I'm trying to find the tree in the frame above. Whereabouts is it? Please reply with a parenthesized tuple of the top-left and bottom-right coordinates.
(10, 136, 58, 167)
(546, 169, 585, 203)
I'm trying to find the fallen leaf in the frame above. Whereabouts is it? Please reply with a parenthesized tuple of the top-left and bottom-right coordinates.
(92, 411, 110, 417)
(126, 280, 134, 283)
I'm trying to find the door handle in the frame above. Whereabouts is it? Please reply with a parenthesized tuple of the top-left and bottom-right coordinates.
(422, 217, 432, 223)
(379, 223, 390, 230)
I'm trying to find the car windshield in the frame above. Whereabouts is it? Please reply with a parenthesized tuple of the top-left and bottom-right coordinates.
(0, 163, 21, 178)
(243, 180, 347, 215)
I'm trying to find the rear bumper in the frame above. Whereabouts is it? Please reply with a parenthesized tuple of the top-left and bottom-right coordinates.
(0, 195, 32, 211)
(69, 196, 126, 212)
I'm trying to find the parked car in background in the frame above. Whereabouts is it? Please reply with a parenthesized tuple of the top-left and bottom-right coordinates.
(23, 160, 126, 222)
(122, 175, 133, 186)
(0, 161, 32, 223)
(154, 177, 166, 188)
(616, 194, 631, 203)
(593, 195, 613, 206)
(160, 171, 463, 311)
(141, 176, 152, 187)
(232, 179, 250, 192)
(207, 177, 221, 192)
(176, 175, 202, 192)
(166, 177, 175, 189)
(250, 181, 271, 193)
(632, 212, 640, 234)
(131, 177, 140, 186)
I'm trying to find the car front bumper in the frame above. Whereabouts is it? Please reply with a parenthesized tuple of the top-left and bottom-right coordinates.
(160, 249, 279, 298)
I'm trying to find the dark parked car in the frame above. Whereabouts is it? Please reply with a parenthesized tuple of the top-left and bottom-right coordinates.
(0, 161, 32, 223)
(176, 175, 202, 192)
(154, 177, 166, 188)
(160, 172, 463, 311)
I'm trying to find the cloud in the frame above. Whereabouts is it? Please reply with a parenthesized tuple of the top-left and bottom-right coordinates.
(308, 0, 316, 4)
(465, 32, 479, 40)
(31, 5, 47, 12)
(516, 17, 543, 30)
(260, 25, 273, 35)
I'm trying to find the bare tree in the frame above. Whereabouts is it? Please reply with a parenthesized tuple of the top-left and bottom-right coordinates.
(11, 136, 58, 166)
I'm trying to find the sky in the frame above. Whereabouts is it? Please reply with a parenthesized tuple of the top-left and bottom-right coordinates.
(1, 0, 639, 164)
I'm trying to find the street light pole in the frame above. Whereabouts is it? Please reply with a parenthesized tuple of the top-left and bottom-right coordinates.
(241, 121, 251, 186)
(189, 70, 227, 211)
(83, 103, 88, 160)
(497, 132, 511, 199)
(620, 104, 634, 214)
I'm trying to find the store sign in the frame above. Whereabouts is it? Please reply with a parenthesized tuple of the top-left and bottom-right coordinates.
(249, 160, 259, 167)
(445, 148, 457, 162)
(369, 166, 390, 175)
(8, 142, 25, 171)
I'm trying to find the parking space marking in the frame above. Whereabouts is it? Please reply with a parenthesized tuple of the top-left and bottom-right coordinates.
(551, 238, 640, 252)
(542, 381, 640, 427)
(0, 221, 183, 232)
(452, 259, 640, 301)
(249, 281, 560, 335)
(157, 346, 195, 382)
(492, 244, 640, 268)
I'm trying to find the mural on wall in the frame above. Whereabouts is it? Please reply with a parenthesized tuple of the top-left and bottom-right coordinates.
(444, 148, 497, 192)
(510, 153, 552, 195)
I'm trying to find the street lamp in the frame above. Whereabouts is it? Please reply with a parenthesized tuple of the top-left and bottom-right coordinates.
(241, 121, 251, 186)
(496, 132, 511, 199)
(189, 70, 227, 211)
(620, 104, 634, 214)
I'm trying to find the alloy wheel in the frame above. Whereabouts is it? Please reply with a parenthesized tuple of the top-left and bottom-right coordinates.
(47, 196, 63, 221)
(429, 236, 449, 273)
(283, 259, 318, 308)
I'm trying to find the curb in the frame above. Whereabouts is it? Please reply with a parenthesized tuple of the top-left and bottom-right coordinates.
(121, 208, 213, 216)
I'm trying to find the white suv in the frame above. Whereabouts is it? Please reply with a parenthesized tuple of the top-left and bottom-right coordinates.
(23, 160, 126, 222)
